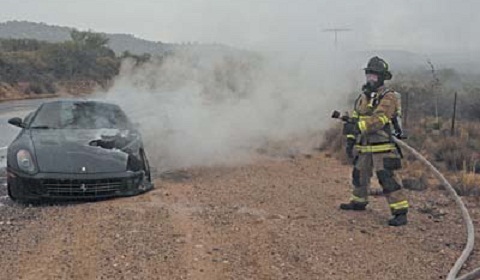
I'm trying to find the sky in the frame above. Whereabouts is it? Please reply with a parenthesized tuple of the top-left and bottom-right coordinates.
(0, 0, 479, 54)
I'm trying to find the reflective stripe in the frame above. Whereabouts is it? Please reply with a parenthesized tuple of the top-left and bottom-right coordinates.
(390, 200, 409, 210)
(358, 115, 390, 127)
(355, 143, 396, 153)
(357, 115, 390, 125)
(358, 120, 367, 132)
(378, 115, 390, 125)
(347, 134, 356, 139)
(352, 111, 359, 118)
(351, 195, 367, 203)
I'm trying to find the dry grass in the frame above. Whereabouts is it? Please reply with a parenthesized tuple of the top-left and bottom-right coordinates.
(403, 121, 479, 195)
(452, 171, 480, 196)
(431, 123, 479, 172)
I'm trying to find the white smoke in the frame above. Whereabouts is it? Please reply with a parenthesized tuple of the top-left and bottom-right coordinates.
(101, 47, 359, 171)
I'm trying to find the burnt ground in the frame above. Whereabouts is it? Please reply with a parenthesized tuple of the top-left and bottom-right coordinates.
(0, 152, 479, 280)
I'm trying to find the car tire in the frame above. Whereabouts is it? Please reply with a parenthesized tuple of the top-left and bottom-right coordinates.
(7, 182, 36, 204)
(7, 185, 18, 201)
(140, 149, 152, 184)
(7, 184, 18, 202)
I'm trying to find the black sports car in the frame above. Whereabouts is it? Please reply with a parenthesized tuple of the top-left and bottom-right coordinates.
(6, 100, 153, 202)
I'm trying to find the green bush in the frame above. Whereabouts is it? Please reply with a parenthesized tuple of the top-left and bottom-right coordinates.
(0, 30, 123, 88)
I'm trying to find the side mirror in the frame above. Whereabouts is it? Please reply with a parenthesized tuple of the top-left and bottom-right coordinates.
(8, 117, 24, 128)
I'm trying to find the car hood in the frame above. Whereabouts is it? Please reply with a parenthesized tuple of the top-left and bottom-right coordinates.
(30, 129, 132, 174)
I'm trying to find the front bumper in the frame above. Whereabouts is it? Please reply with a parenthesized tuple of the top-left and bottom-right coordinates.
(7, 169, 153, 201)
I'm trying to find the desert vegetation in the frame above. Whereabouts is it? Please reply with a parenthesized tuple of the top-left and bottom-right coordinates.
(0, 30, 154, 98)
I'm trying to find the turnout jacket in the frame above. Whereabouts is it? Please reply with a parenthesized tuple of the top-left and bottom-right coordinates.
(348, 86, 401, 153)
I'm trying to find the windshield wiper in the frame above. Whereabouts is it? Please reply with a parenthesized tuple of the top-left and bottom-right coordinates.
(30, 125, 56, 129)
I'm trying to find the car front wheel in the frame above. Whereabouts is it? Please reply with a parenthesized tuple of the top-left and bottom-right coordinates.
(140, 149, 152, 183)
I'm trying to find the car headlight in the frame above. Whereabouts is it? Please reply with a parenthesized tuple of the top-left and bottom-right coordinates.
(16, 149, 37, 174)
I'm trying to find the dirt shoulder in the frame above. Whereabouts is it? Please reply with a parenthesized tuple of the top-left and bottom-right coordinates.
(0, 152, 478, 280)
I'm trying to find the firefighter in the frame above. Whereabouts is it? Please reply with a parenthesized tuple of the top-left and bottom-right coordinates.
(340, 56, 409, 226)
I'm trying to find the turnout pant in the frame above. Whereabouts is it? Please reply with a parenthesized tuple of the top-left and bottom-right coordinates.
(350, 151, 409, 215)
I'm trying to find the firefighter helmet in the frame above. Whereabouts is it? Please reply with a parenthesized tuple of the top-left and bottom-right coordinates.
(364, 56, 392, 80)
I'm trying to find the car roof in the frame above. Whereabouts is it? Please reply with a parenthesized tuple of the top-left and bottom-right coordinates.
(39, 99, 121, 108)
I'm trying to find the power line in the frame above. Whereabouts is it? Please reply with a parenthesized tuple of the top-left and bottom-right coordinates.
(323, 28, 352, 49)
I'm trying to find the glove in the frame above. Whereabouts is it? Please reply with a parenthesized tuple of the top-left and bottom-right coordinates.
(346, 138, 355, 159)
(343, 122, 356, 135)
(343, 121, 361, 136)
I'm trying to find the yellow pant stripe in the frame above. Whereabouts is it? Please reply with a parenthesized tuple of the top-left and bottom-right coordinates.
(347, 134, 356, 139)
(390, 200, 409, 210)
(355, 144, 396, 153)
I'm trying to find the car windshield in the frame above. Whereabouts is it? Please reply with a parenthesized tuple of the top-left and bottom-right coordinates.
(29, 101, 131, 129)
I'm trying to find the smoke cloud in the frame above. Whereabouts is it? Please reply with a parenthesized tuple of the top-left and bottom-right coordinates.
(101, 48, 359, 170)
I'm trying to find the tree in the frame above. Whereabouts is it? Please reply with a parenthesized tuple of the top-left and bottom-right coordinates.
(70, 29, 109, 49)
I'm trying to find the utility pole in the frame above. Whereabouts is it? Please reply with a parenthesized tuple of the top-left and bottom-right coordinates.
(323, 28, 352, 49)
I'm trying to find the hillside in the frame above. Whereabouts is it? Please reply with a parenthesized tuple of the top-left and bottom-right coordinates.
(0, 20, 173, 55)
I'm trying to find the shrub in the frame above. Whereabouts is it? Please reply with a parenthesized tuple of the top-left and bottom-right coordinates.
(453, 172, 480, 196)
(0, 31, 121, 88)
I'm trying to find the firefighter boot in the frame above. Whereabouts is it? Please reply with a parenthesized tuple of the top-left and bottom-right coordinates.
(388, 213, 408, 226)
(339, 201, 367, 211)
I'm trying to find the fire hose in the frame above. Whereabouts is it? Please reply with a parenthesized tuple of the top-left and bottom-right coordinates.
(393, 138, 480, 280)
(331, 110, 480, 279)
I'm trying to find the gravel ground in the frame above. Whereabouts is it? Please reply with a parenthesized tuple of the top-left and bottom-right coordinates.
(0, 152, 479, 280)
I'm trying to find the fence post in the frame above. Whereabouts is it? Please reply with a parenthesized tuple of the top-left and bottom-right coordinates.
(451, 91, 457, 136)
